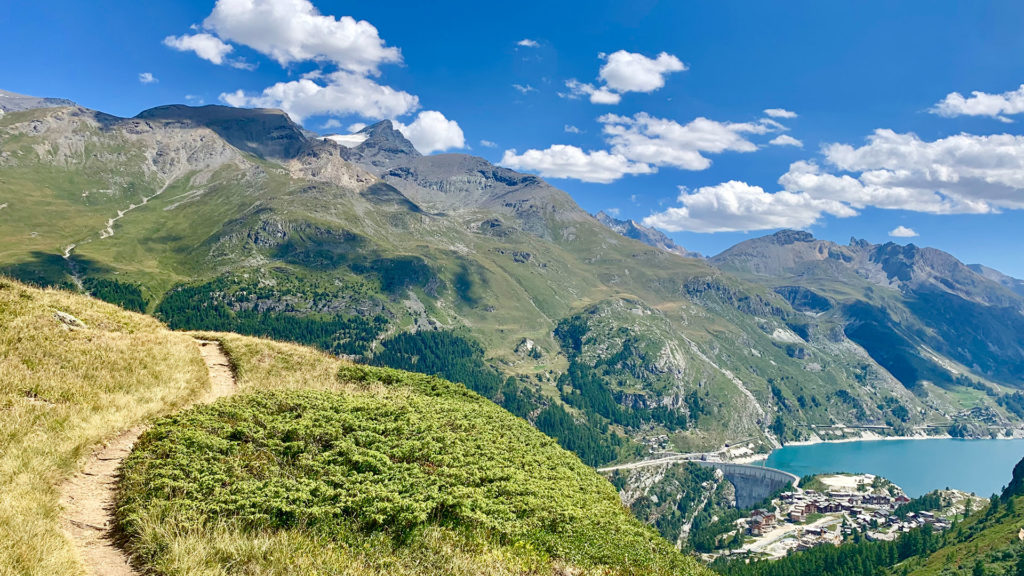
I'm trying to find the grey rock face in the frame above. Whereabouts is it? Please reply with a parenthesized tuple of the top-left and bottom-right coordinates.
(135, 105, 310, 161)
(331, 120, 588, 236)
(594, 211, 700, 258)
(969, 264, 1024, 298)
(0, 88, 76, 113)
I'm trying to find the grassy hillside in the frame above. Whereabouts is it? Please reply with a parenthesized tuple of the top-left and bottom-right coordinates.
(0, 277, 209, 575)
(0, 278, 710, 575)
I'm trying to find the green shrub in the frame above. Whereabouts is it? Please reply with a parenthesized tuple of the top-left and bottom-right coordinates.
(116, 378, 707, 575)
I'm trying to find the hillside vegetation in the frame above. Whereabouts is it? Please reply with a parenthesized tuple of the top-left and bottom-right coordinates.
(0, 278, 709, 576)
(0, 277, 208, 575)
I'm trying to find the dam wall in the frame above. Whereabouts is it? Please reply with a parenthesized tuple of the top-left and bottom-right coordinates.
(694, 461, 799, 509)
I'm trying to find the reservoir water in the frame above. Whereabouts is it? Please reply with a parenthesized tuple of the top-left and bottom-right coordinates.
(754, 438, 1024, 497)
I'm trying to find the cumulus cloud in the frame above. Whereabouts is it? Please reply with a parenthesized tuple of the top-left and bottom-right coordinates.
(480, 139, 497, 148)
(393, 110, 465, 154)
(501, 111, 782, 184)
(560, 50, 685, 106)
(769, 134, 803, 147)
(763, 108, 797, 119)
(163, 33, 234, 65)
(220, 70, 419, 121)
(169, 0, 465, 145)
(138, 72, 158, 84)
(889, 226, 919, 238)
(931, 84, 1024, 122)
(562, 80, 622, 105)
(642, 180, 855, 233)
(517, 39, 539, 48)
(600, 112, 768, 170)
(643, 126, 1024, 234)
(778, 160, 961, 214)
(513, 83, 537, 94)
(500, 145, 655, 184)
(204, 0, 400, 74)
(818, 129, 1024, 212)
(598, 50, 686, 93)
(321, 118, 342, 129)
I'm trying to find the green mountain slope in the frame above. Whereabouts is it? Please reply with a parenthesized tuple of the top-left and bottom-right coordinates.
(0, 98, 1016, 467)
(0, 277, 710, 575)
(711, 230, 1024, 436)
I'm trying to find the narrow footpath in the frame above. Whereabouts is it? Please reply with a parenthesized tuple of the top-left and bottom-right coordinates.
(59, 339, 237, 576)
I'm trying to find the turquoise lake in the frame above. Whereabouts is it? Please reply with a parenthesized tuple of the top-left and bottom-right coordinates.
(754, 438, 1024, 497)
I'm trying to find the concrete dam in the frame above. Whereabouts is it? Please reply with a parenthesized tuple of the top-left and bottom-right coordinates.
(693, 461, 799, 509)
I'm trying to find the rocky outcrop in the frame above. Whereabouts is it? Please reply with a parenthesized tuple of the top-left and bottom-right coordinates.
(595, 211, 699, 258)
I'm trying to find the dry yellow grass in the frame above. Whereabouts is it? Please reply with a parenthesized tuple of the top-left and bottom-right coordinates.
(0, 277, 208, 576)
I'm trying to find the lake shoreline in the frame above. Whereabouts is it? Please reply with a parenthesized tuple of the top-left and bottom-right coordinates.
(729, 429, 1024, 465)
(739, 436, 1024, 496)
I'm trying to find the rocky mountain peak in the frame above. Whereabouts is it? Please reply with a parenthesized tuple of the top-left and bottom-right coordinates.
(357, 120, 420, 158)
(134, 104, 310, 161)
(594, 211, 698, 258)
(770, 229, 816, 245)
(849, 237, 874, 250)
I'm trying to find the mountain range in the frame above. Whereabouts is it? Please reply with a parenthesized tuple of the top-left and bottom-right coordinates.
(2, 88, 1023, 467)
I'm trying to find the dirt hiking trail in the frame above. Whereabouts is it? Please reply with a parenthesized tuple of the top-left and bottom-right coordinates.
(59, 339, 237, 576)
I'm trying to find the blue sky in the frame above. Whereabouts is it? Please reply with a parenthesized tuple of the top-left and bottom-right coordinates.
(3, 1, 1024, 275)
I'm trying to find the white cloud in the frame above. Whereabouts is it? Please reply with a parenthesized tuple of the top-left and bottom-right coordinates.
(171, 0, 471, 138)
(589, 86, 622, 105)
(138, 72, 158, 84)
(324, 133, 367, 147)
(500, 145, 655, 184)
(393, 110, 465, 154)
(889, 226, 919, 238)
(220, 70, 419, 121)
(163, 33, 234, 65)
(818, 129, 1024, 212)
(643, 127, 1024, 233)
(778, 160, 960, 214)
(769, 134, 803, 147)
(517, 39, 539, 48)
(203, 0, 400, 74)
(763, 108, 797, 119)
(184, 94, 205, 105)
(604, 207, 621, 216)
(480, 139, 497, 148)
(931, 84, 1024, 122)
(598, 50, 686, 93)
(642, 180, 855, 233)
(513, 83, 537, 94)
(562, 80, 621, 105)
(347, 122, 367, 132)
(321, 118, 342, 129)
(600, 112, 768, 170)
(498, 111, 781, 184)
